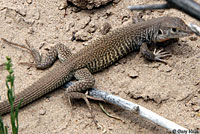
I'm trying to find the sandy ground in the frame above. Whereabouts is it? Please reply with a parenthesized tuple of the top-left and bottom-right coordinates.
(0, 0, 200, 134)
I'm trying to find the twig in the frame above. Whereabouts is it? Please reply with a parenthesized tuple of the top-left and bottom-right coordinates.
(188, 23, 200, 36)
(128, 0, 200, 21)
(63, 82, 188, 133)
(98, 103, 123, 121)
(128, 4, 170, 10)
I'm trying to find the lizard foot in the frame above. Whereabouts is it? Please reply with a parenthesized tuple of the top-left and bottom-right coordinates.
(1, 38, 33, 55)
(153, 48, 171, 63)
(65, 92, 99, 128)
(1, 38, 37, 67)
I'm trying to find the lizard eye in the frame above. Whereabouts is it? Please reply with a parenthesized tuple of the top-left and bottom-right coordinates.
(171, 28, 177, 33)
(158, 29, 163, 35)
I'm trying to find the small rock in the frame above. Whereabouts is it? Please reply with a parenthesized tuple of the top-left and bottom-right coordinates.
(119, 58, 127, 64)
(75, 30, 92, 41)
(108, 127, 114, 130)
(32, 9, 40, 20)
(69, 22, 75, 28)
(39, 42, 46, 49)
(58, 1, 68, 10)
(71, 7, 81, 13)
(148, 63, 161, 68)
(71, 31, 76, 41)
(132, 17, 145, 24)
(127, 69, 139, 79)
(66, 22, 75, 32)
(79, 16, 91, 29)
(146, 10, 153, 16)
(113, 0, 121, 4)
(26, 0, 32, 4)
(67, 0, 113, 9)
(193, 105, 200, 112)
(87, 24, 97, 33)
(159, 65, 173, 72)
(157, 10, 165, 13)
(189, 36, 198, 41)
(17, 8, 27, 17)
(152, 94, 169, 104)
(121, 15, 130, 24)
(27, 27, 34, 34)
(120, 69, 125, 73)
(39, 109, 46, 115)
(103, 11, 113, 19)
(100, 22, 111, 35)
(114, 62, 119, 66)
(191, 64, 196, 69)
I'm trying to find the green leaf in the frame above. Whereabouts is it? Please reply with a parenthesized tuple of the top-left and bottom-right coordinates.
(8, 69, 13, 74)
(0, 116, 5, 134)
(2, 56, 21, 134)
(6, 56, 11, 61)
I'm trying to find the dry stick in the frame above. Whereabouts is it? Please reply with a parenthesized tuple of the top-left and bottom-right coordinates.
(63, 82, 188, 134)
(188, 23, 200, 36)
(128, 0, 200, 21)
(98, 103, 123, 121)
(128, 3, 170, 10)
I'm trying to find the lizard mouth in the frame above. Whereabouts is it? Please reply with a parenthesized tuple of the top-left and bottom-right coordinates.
(156, 38, 179, 46)
(157, 38, 170, 42)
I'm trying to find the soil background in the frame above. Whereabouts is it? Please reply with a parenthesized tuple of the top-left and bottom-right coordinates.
(0, 0, 200, 134)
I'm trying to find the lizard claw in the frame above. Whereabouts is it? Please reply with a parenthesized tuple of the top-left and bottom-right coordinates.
(153, 48, 171, 63)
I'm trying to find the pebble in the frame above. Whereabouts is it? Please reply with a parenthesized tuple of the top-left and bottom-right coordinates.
(75, 30, 92, 41)
(189, 36, 198, 41)
(26, 0, 32, 4)
(80, 16, 91, 29)
(100, 22, 111, 35)
(87, 24, 97, 33)
(39, 109, 46, 115)
(127, 69, 139, 79)
(159, 65, 173, 72)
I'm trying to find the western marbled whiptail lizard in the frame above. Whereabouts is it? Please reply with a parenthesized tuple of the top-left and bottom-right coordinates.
(0, 16, 193, 123)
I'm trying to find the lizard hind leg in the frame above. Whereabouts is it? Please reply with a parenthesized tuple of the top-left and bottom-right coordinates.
(0, 38, 36, 69)
(1, 38, 72, 70)
(64, 68, 98, 126)
(32, 43, 72, 69)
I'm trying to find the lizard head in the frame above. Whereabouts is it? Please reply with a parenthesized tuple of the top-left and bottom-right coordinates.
(154, 17, 193, 42)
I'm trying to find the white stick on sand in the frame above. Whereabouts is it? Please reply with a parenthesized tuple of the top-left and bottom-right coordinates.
(88, 88, 188, 134)
(63, 82, 188, 133)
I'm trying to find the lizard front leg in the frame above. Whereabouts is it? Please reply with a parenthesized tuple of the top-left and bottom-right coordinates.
(140, 43, 171, 63)
(64, 68, 98, 125)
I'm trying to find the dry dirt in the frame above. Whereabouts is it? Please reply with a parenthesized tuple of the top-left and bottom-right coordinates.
(0, 0, 200, 134)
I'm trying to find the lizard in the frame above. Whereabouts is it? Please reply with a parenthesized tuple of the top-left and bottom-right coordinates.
(0, 16, 193, 123)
